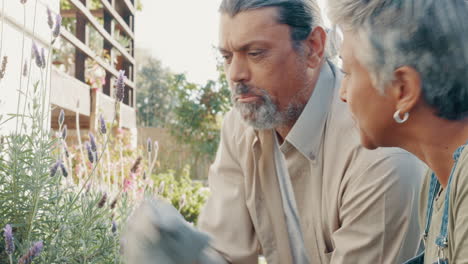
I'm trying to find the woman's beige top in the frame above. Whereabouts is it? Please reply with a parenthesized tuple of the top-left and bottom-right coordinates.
(419, 145, 468, 264)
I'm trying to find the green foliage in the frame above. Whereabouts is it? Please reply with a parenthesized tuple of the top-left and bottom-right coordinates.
(0, 83, 122, 263)
(1, 1, 209, 263)
(151, 167, 209, 224)
(136, 0, 143, 11)
(169, 63, 231, 163)
(136, 52, 231, 178)
(136, 56, 176, 127)
(40, 191, 121, 263)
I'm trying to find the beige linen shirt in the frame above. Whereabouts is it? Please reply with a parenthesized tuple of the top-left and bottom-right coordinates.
(198, 62, 426, 264)
(419, 146, 468, 264)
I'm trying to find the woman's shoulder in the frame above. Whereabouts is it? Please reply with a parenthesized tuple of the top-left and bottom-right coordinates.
(451, 146, 468, 206)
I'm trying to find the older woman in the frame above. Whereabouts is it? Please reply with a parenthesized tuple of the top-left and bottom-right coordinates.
(328, 0, 468, 263)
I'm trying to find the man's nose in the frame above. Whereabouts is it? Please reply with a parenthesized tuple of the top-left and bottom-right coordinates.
(228, 56, 250, 84)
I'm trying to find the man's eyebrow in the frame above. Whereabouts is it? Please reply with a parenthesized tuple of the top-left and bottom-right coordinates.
(218, 47, 230, 53)
(218, 40, 270, 53)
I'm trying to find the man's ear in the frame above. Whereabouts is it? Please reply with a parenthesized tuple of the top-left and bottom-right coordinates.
(303, 26, 327, 68)
(389, 66, 423, 113)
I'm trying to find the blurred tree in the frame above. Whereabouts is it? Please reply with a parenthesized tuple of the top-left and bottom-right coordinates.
(169, 62, 231, 177)
(136, 56, 177, 127)
(136, 48, 231, 178)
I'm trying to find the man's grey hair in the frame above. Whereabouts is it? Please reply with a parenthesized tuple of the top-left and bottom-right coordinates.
(219, 0, 324, 51)
(329, 0, 468, 120)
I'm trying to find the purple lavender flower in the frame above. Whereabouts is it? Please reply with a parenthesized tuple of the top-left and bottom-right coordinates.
(98, 192, 107, 208)
(23, 60, 28, 77)
(58, 109, 65, 127)
(50, 160, 61, 177)
(110, 197, 118, 209)
(85, 142, 94, 163)
(18, 241, 43, 264)
(85, 183, 91, 193)
(3, 224, 14, 255)
(46, 6, 53, 29)
(59, 162, 68, 177)
(63, 144, 70, 158)
(40, 48, 46, 69)
(32, 43, 42, 68)
(99, 114, 107, 134)
(111, 221, 117, 234)
(52, 14, 62, 38)
(146, 138, 152, 153)
(0, 56, 7, 80)
(130, 157, 142, 173)
(89, 132, 97, 153)
(61, 124, 67, 140)
(115, 70, 126, 102)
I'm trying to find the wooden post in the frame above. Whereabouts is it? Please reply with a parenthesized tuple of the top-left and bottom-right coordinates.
(103, 8, 114, 96)
(89, 88, 98, 132)
(75, 0, 88, 82)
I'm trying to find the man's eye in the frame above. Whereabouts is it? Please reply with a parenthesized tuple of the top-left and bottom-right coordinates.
(248, 51, 263, 57)
(221, 54, 232, 63)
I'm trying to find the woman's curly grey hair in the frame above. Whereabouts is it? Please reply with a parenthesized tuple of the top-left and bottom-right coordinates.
(329, 0, 468, 120)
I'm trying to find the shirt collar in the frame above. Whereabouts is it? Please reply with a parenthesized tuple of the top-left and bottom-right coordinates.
(284, 61, 337, 161)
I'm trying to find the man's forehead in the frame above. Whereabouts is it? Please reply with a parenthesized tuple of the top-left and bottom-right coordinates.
(218, 7, 288, 50)
(219, 7, 281, 35)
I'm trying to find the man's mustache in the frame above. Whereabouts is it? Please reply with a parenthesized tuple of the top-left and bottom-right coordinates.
(233, 83, 252, 96)
(231, 83, 270, 104)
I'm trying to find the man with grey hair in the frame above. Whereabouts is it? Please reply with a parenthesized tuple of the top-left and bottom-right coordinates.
(124, 0, 426, 263)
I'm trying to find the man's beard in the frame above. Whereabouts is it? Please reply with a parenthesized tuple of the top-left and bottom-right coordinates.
(231, 83, 306, 130)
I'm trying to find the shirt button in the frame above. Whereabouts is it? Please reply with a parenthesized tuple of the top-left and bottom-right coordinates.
(258, 194, 263, 202)
(309, 152, 316, 160)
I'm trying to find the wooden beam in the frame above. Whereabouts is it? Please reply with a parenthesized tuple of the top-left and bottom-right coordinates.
(75, 0, 87, 82)
(99, 0, 134, 40)
(103, 10, 114, 96)
(60, 8, 104, 18)
(68, 0, 136, 66)
(61, 28, 136, 90)
(122, 0, 136, 15)
(0, 8, 49, 47)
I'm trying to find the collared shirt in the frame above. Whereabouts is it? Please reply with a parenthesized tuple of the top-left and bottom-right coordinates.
(273, 134, 310, 264)
(271, 62, 337, 264)
(198, 62, 427, 264)
(418, 146, 468, 264)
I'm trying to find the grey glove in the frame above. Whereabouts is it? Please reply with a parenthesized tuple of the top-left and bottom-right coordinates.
(123, 198, 211, 264)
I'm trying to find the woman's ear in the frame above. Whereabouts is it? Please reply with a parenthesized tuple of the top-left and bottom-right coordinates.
(390, 66, 423, 113)
(304, 26, 327, 68)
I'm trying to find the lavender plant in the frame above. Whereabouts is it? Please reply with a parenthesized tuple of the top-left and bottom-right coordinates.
(1, 2, 209, 263)
(0, 3, 123, 263)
